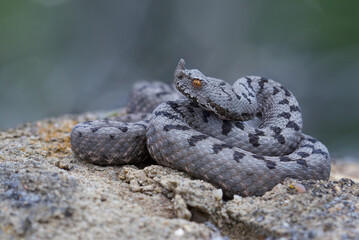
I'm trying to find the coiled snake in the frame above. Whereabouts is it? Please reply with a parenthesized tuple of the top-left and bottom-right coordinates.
(70, 59, 331, 198)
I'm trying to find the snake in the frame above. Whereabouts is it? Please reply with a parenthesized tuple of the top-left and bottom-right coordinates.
(70, 59, 331, 198)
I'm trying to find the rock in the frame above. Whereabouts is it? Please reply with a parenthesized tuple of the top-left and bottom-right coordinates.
(223, 178, 359, 239)
(0, 113, 358, 239)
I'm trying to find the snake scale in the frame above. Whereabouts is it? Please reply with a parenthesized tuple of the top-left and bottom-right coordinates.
(71, 59, 331, 198)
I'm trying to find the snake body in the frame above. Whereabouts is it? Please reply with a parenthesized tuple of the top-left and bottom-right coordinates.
(71, 59, 331, 198)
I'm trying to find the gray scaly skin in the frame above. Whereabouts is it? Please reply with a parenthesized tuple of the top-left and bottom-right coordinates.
(71, 59, 331, 198)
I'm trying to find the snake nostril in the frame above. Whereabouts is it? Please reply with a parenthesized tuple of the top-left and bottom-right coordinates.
(176, 70, 186, 80)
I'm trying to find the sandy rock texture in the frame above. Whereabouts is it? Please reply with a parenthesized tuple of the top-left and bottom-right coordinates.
(0, 112, 358, 240)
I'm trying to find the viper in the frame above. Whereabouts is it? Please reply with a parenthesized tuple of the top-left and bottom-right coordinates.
(70, 59, 331, 198)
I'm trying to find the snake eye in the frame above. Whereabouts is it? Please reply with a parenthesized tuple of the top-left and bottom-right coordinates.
(192, 79, 202, 89)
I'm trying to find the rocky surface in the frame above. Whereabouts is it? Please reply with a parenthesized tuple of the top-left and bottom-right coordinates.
(0, 112, 358, 240)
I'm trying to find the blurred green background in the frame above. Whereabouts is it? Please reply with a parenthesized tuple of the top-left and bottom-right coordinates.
(1, 0, 358, 159)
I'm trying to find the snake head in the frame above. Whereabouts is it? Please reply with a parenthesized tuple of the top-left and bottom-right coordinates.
(174, 59, 208, 101)
(174, 59, 207, 89)
(174, 59, 251, 120)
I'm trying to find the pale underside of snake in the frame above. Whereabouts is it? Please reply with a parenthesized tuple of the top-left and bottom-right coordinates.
(70, 59, 331, 198)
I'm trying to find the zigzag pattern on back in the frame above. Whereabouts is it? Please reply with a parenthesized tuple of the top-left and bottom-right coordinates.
(71, 59, 331, 198)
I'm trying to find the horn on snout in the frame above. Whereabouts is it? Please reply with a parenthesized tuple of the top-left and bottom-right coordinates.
(174, 59, 186, 79)
(177, 59, 185, 70)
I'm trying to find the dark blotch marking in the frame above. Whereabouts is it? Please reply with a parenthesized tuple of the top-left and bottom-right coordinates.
(163, 125, 190, 132)
(188, 134, 209, 147)
(308, 138, 317, 143)
(290, 105, 301, 112)
(278, 112, 291, 119)
(220, 81, 226, 86)
(235, 93, 242, 100)
(252, 154, 265, 160)
(274, 134, 286, 144)
(256, 112, 263, 118)
(222, 120, 233, 136)
(297, 152, 310, 158)
(212, 143, 232, 154)
(254, 129, 265, 136)
(78, 132, 82, 137)
(280, 86, 292, 97)
(154, 111, 180, 120)
(91, 127, 101, 133)
(258, 77, 269, 89)
(202, 110, 211, 123)
(286, 121, 300, 131)
(312, 149, 328, 157)
(167, 101, 179, 109)
(270, 126, 282, 134)
(242, 92, 251, 103)
(252, 153, 277, 169)
(301, 144, 315, 150)
(270, 126, 285, 144)
(265, 160, 276, 169)
(239, 83, 250, 92)
(278, 99, 289, 105)
(167, 101, 185, 118)
(280, 156, 292, 162)
(296, 159, 308, 167)
(220, 85, 233, 101)
(234, 121, 245, 130)
(109, 134, 115, 139)
(248, 133, 260, 147)
(232, 89, 242, 100)
(118, 126, 128, 132)
(272, 87, 280, 95)
(245, 77, 255, 91)
(233, 151, 245, 163)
